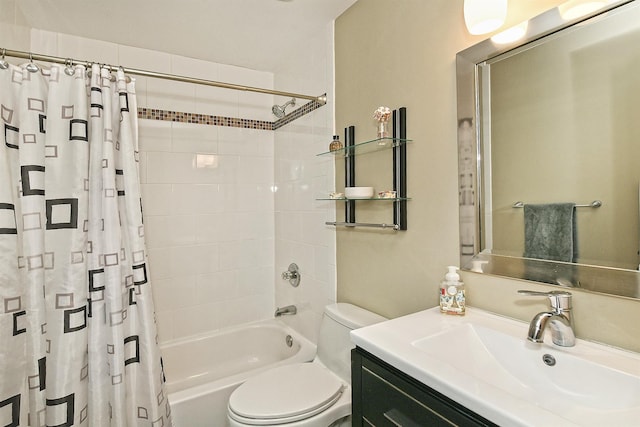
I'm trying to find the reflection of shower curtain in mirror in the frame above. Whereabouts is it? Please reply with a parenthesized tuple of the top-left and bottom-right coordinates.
(0, 63, 171, 426)
(458, 117, 476, 263)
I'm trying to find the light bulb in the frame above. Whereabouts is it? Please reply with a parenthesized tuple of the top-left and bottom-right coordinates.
(491, 21, 529, 44)
(464, 0, 508, 35)
(558, 0, 607, 20)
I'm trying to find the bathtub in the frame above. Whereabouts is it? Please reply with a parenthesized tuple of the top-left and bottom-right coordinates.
(162, 319, 316, 427)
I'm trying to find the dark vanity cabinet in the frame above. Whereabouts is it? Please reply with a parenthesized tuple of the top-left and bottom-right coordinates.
(351, 347, 498, 427)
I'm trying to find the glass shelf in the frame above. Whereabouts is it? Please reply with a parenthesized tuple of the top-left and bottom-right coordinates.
(316, 137, 412, 157)
(316, 197, 412, 201)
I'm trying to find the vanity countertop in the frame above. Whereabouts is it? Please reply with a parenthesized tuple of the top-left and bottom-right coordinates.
(350, 306, 640, 427)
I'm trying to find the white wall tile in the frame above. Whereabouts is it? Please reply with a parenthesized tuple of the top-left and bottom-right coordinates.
(171, 184, 223, 215)
(147, 78, 196, 114)
(138, 120, 172, 152)
(118, 45, 171, 74)
(170, 244, 220, 277)
(218, 240, 241, 270)
(171, 122, 218, 152)
(141, 183, 172, 216)
(146, 151, 235, 184)
(3, 24, 30, 52)
(136, 151, 147, 184)
(57, 33, 119, 65)
(155, 310, 175, 342)
(145, 215, 196, 249)
(273, 23, 336, 342)
(194, 214, 222, 244)
(148, 247, 172, 280)
(238, 266, 273, 297)
(153, 275, 198, 312)
(196, 270, 239, 302)
(30, 29, 58, 56)
(171, 55, 219, 81)
(195, 85, 239, 117)
(239, 91, 273, 121)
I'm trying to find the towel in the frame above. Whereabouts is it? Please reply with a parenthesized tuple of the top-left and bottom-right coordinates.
(523, 203, 577, 263)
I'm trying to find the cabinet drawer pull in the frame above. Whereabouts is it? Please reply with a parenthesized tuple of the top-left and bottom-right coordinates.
(383, 409, 422, 427)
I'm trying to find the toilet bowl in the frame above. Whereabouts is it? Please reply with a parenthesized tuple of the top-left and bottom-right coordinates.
(227, 303, 386, 427)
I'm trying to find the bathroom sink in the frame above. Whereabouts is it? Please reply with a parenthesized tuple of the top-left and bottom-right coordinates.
(413, 323, 640, 412)
(351, 307, 640, 426)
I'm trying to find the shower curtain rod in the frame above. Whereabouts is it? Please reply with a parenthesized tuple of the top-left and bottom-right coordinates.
(1, 48, 327, 105)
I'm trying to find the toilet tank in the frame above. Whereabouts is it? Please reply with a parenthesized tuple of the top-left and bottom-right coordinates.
(316, 303, 386, 383)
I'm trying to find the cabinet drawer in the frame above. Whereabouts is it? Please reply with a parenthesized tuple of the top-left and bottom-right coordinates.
(361, 365, 457, 426)
(354, 348, 497, 427)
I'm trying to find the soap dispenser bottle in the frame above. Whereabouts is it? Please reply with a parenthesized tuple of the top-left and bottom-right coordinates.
(439, 266, 465, 315)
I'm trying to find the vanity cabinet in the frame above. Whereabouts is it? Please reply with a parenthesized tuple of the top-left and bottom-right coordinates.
(319, 107, 409, 231)
(351, 347, 498, 427)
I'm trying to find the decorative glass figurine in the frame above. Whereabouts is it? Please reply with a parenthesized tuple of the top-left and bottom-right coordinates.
(373, 106, 392, 139)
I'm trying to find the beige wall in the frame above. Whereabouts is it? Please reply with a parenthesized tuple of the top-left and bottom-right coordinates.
(335, 0, 640, 353)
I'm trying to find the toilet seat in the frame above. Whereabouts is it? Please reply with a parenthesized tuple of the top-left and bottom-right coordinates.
(228, 363, 345, 426)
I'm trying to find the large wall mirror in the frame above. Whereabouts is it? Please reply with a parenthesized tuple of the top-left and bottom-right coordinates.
(457, 0, 640, 299)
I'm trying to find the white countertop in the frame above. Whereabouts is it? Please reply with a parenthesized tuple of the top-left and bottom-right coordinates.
(350, 307, 640, 427)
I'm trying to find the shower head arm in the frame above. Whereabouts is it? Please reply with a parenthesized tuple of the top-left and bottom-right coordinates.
(272, 98, 297, 118)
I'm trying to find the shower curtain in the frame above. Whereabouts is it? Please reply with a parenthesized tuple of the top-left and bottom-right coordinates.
(0, 63, 171, 426)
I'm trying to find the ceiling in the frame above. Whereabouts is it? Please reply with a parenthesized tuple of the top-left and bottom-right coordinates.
(15, 0, 358, 72)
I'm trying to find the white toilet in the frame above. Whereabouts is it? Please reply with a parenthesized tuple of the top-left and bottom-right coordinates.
(227, 303, 386, 427)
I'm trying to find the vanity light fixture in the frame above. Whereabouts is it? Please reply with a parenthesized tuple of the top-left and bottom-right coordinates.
(558, 0, 608, 20)
(491, 21, 529, 44)
(463, 0, 507, 35)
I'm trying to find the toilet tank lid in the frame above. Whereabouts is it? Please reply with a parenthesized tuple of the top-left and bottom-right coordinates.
(324, 303, 387, 330)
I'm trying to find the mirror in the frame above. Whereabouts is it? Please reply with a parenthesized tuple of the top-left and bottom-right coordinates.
(456, 0, 640, 299)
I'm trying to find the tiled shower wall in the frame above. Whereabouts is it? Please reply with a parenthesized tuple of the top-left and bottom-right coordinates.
(2, 14, 336, 344)
(273, 24, 337, 342)
(139, 121, 276, 341)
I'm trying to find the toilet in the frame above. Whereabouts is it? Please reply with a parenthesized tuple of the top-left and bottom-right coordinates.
(227, 303, 386, 427)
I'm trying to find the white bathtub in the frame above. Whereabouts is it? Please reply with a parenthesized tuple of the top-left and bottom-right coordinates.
(162, 319, 316, 427)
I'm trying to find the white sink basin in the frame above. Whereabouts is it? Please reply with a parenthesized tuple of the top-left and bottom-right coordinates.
(351, 307, 640, 426)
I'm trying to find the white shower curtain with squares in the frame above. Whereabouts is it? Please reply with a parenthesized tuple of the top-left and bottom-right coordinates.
(0, 63, 171, 426)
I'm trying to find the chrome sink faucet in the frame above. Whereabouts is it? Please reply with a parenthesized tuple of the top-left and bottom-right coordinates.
(274, 305, 297, 317)
(517, 290, 575, 347)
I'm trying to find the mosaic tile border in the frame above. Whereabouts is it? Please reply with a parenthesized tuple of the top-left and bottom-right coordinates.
(138, 108, 273, 130)
(137, 96, 325, 131)
(273, 98, 326, 130)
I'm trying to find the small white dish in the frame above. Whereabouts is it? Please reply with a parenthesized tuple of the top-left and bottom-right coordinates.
(345, 186, 374, 199)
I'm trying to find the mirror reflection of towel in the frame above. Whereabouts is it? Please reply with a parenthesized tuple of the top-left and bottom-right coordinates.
(523, 203, 577, 263)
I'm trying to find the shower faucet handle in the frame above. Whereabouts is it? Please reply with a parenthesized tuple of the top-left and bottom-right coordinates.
(281, 263, 300, 287)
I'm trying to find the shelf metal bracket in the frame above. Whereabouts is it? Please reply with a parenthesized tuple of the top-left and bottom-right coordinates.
(326, 221, 400, 230)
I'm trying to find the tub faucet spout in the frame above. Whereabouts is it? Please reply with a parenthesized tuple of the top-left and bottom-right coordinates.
(275, 305, 297, 317)
(518, 290, 575, 347)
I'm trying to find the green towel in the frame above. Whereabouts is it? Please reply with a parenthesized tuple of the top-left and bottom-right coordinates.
(523, 203, 577, 263)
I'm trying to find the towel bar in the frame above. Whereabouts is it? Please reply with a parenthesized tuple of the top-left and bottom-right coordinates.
(325, 221, 400, 230)
(512, 200, 602, 208)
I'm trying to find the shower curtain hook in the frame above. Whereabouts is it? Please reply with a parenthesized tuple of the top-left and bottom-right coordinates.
(101, 64, 115, 82)
(117, 65, 131, 84)
(26, 52, 39, 73)
(0, 48, 8, 70)
(64, 58, 75, 76)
